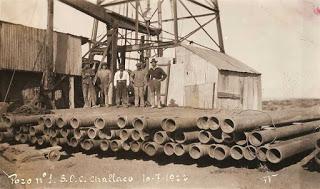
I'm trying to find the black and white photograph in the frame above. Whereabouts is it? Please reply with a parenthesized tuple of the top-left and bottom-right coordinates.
(0, 0, 320, 188)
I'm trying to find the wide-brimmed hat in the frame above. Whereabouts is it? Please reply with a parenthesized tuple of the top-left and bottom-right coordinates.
(150, 58, 158, 64)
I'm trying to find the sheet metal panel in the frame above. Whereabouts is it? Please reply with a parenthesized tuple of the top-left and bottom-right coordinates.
(0, 21, 82, 75)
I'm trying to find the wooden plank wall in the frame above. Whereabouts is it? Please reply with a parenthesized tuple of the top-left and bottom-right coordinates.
(168, 46, 262, 110)
(167, 47, 186, 106)
(217, 71, 262, 110)
(185, 83, 214, 109)
(168, 46, 218, 109)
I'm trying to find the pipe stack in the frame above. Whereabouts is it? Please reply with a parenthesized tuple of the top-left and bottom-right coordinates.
(0, 106, 319, 167)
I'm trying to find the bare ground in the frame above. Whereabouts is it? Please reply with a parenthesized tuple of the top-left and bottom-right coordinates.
(0, 147, 319, 189)
(0, 99, 320, 189)
(262, 98, 320, 111)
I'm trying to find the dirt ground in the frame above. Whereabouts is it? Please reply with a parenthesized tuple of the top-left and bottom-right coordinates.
(262, 98, 320, 111)
(0, 146, 319, 189)
(0, 99, 320, 189)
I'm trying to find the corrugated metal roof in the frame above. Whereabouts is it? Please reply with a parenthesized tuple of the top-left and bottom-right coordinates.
(180, 44, 260, 74)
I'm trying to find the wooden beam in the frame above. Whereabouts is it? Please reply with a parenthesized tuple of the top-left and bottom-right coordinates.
(217, 92, 240, 100)
(122, 41, 175, 52)
(93, 41, 175, 54)
(58, 0, 161, 35)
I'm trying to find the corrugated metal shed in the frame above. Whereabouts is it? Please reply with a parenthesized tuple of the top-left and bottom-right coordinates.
(0, 21, 82, 76)
(181, 44, 260, 75)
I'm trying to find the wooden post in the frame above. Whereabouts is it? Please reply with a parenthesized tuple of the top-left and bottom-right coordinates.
(171, 0, 179, 44)
(110, 26, 119, 105)
(164, 63, 171, 105)
(157, 0, 163, 57)
(135, 0, 139, 44)
(120, 50, 126, 68)
(44, 0, 54, 91)
(146, 21, 151, 58)
(69, 76, 75, 108)
(139, 36, 145, 63)
(213, 0, 225, 53)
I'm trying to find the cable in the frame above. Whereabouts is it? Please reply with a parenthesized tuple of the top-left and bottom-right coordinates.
(4, 70, 16, 102)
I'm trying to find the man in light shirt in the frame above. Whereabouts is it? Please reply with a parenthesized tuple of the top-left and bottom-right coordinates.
(113, 66, 130, 107)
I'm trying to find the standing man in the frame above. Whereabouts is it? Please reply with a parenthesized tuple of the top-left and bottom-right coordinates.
(81, 63, 95, 107)
(131, 62, 147, 107)
(146, 58, 167, 108)
(96, 63, 112, 107)
(114, 66, 130, 107)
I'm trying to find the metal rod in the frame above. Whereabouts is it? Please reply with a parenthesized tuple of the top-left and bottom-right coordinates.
(180, 16, 216, 42)
(186, 0, 218, 12)
(179, 0, 220, 48)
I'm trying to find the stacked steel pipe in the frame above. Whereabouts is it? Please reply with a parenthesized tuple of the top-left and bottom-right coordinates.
(0, 106, 320, 166)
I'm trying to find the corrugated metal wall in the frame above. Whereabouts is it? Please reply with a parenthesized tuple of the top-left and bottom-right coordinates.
(0, 21, 82, 76)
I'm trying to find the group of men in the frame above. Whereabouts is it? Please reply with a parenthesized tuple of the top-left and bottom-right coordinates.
(81, 58, 167, 109)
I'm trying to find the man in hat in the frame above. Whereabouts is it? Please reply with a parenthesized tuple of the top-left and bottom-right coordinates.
(113, 65, 130, 107)
(81, 63, 95, 107)
(96, 63, 112, 107)
(130, 62, 148, 107)
(146, 58, 167, 108)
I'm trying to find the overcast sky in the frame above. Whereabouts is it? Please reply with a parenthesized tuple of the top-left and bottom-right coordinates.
(0, 0, 320, 100)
